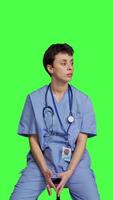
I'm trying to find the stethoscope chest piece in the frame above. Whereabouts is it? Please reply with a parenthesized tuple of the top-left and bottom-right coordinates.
(67, 115, 75, 123)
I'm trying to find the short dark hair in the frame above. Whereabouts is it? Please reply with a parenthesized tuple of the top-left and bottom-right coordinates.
(43, 43, 74, 77)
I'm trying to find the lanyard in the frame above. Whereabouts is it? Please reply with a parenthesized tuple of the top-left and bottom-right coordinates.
(49, 84, 73, 144)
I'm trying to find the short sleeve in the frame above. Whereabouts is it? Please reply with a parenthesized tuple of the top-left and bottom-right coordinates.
(80, 96, 97, 138)
(17, 94, 38, 137)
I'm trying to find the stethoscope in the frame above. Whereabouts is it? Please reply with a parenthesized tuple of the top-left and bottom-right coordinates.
(42, 83, 75, 144)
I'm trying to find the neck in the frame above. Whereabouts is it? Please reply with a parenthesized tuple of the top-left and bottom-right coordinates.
(50, 78, 68, 94)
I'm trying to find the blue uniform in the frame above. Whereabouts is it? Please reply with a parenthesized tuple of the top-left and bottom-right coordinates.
(10, 84, 100, 200)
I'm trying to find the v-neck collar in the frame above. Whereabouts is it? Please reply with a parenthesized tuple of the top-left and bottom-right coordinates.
(49, 85, 68, 105)
(53, 89, 68, 104)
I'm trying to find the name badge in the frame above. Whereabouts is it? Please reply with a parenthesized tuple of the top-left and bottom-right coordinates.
(62, 146, 72, 162)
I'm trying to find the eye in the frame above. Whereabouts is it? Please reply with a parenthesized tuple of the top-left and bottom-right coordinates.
(61, 62, 67, 66)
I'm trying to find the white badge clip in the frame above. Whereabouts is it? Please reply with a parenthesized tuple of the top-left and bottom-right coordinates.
(62, 146, 72, 162)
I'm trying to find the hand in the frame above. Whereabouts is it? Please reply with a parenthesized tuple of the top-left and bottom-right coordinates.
(43, 168, 57, 196)
(56, 170, 73, 197)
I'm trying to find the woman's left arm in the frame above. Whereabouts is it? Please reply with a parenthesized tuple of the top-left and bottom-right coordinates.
(67, 132, 88, 172)
(56, 133, 88, 197)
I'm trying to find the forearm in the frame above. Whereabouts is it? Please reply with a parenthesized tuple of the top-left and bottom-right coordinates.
(67, 133, 88, 172)
(28, 135, 48, 175)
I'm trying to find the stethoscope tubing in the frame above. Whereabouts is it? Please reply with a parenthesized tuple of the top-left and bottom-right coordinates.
(43, 83, 74, 136)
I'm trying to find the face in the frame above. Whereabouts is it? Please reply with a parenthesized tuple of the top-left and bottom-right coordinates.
(47, 52, 74, 83)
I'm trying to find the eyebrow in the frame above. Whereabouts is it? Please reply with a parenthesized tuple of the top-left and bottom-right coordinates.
(60, 59, 74, 62)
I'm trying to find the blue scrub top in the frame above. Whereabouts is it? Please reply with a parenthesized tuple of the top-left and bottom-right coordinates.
(17, 84, 97, 175)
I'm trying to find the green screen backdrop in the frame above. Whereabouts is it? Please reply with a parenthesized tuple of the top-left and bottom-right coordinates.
(0, 0, 113, 199)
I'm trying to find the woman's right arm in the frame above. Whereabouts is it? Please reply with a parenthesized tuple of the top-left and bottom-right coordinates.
(28, 135, 56, 194)
(28, 134, 48, 174)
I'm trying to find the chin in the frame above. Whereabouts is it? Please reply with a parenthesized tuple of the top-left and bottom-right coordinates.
(66, 77, 72, 81)
(57, 76, 72, 83)
(62, 78, 71, 83)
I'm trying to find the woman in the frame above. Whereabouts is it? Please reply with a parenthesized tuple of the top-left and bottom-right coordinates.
(10, 43, 100, 199)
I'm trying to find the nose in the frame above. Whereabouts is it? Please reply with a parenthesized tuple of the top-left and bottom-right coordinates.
(67, 64, 73, 70)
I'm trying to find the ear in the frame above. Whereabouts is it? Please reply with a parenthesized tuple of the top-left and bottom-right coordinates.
(47, 64, 54, 75)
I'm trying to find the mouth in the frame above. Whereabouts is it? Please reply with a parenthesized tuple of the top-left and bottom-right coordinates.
(67, 73, 72, 77)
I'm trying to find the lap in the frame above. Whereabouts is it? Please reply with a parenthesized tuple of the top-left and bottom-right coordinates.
(10, 163, 46, 200)
(66, 167, 100, 200)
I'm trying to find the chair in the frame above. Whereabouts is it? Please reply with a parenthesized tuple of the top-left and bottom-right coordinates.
(50, 178, 68, 200)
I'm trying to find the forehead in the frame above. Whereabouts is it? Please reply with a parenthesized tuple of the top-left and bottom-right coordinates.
(54, 53, 73, 61)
